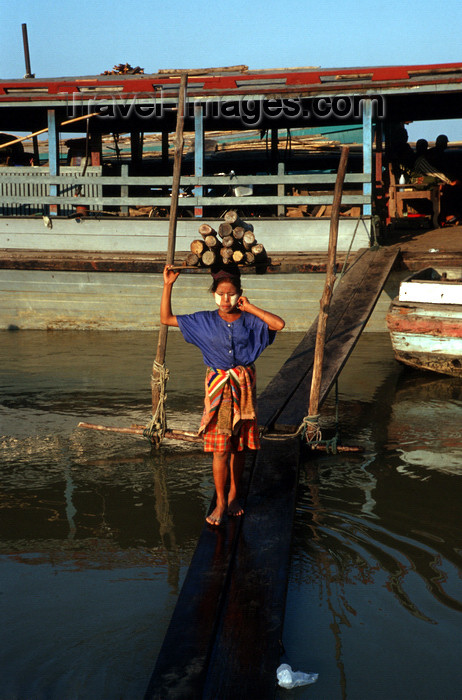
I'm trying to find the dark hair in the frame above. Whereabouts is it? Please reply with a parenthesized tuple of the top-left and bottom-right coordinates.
(415, 138, 428, 155)
(209, 275, 242, 294)
(435, 134, 449, 148)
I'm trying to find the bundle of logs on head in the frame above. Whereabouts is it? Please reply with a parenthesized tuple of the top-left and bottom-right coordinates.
(185, 210, 269, 270)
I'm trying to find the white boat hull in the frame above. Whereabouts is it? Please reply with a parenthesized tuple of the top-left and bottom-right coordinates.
(387, 268, 462, 377)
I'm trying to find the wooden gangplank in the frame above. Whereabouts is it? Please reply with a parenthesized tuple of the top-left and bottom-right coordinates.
(259, 247, 399, 429)
(145, 246, 398, 699)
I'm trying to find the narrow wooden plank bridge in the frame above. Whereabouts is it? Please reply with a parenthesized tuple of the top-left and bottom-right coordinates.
(145, 246, 398, 699)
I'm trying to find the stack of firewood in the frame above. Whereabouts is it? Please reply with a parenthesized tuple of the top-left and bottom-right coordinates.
(185, 210, 268, 268)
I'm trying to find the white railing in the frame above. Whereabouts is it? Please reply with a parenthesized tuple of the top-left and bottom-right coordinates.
(0, 167, 371, 216)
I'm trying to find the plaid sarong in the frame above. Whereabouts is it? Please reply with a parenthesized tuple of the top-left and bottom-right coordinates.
(199, 365, 260, 453)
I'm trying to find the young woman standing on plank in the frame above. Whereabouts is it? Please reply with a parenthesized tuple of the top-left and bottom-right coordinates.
(161, 264, 285, 526)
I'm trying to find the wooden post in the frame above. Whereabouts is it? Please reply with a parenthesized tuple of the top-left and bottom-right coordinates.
(271, 127, 278, 173)
(90, 131, 102, 166)
(161, 129, 169, 168)
(277, 161, 285, 217)
(130, 131, 142, 163)
(151, 74, 188, 416)
(362, 99, 373, 217)
(307, 146, 349, 425)
(121, 164, 129, 215)
(47, 109, 59, 216)
(194, 103, 204, 218)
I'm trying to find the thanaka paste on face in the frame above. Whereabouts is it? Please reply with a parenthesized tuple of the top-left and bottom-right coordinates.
(215, 292, 239, 307)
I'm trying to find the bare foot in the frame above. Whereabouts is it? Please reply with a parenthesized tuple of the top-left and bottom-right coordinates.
(227, 499, 244, 517)
(206, 504, 225, 527)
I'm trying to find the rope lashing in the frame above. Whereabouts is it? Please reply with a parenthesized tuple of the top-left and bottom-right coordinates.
(300, 414, 322, 443)
(144, 361, 170, 446)
(300, 414, 338, 453)
(262, 381, 340, 454)
(260, 415, 320, 441)
(301, 379, 340, 453)
(262, 417, 339, 453)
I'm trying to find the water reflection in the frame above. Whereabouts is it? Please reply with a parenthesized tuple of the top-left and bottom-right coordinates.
(281, 337, 462, 700)
(2, 331, 462, 699)
(0, 329, 302, 699)
(387, 372, 462, 477)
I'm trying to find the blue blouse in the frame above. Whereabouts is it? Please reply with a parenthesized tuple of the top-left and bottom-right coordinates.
(177, 310, 276, 370)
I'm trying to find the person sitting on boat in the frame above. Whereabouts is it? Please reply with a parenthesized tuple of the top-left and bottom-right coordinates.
(161, 263, 285, 527)
(388, 125, 416, 181)
(426, 134, 451, 172)
(411, 138, 461, 224)
(411, 139, 455, 186)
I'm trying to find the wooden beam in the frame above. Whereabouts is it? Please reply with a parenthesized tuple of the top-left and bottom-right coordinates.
(0, 250, 361, 275)
(308, 146, 349, 422)
(201, 437, 300, 699)
(78, 422, 203, 444)
(157, 65, 248, 75)
(0, 113, 100, 150)
(151, 73, 188, 418)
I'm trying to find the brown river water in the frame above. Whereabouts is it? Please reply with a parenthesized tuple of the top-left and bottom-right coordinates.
(0, 330, 461, 700)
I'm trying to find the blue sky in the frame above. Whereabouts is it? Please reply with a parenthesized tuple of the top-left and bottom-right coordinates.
(3, 0, 462, 141)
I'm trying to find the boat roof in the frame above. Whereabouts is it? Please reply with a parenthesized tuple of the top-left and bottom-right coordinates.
(2, 61, 462, 99)
(1, 61, 462, 132)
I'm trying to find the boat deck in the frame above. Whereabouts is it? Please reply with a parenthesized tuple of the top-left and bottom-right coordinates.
(387, 223, 462, 271)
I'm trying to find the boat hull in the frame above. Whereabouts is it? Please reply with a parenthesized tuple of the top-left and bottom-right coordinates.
(0, 267, 398, 333)
(386, 300, 462, 377)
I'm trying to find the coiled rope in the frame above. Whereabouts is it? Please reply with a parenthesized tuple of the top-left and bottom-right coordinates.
(144, 361, 170, 447)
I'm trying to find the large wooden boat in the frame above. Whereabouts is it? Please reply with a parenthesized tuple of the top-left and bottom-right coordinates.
(1, 60, 462, 331)
(386, 267, 462, 376)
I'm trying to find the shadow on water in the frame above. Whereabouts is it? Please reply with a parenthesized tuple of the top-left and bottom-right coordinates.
(279, 335, 462, 700)
(0, 329, 303, 699)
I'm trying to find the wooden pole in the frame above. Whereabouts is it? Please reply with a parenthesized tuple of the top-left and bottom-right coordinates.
(157, 65, 248, 75)
(78, 422, 202, 444)
(78, 421, 362, 451)
(0, 113, 100, 150)
(307, 146, 349, 424)
(151, 73, 188, 415)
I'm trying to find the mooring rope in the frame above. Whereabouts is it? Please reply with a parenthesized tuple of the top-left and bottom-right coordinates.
(300, 414, 322, 443)
(262, 380, 340, 454)
(301, 412, 339, 453)
(339, 215, 362, 280)
(301, 380, 340, 453)
(144, 361, 170, 446)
